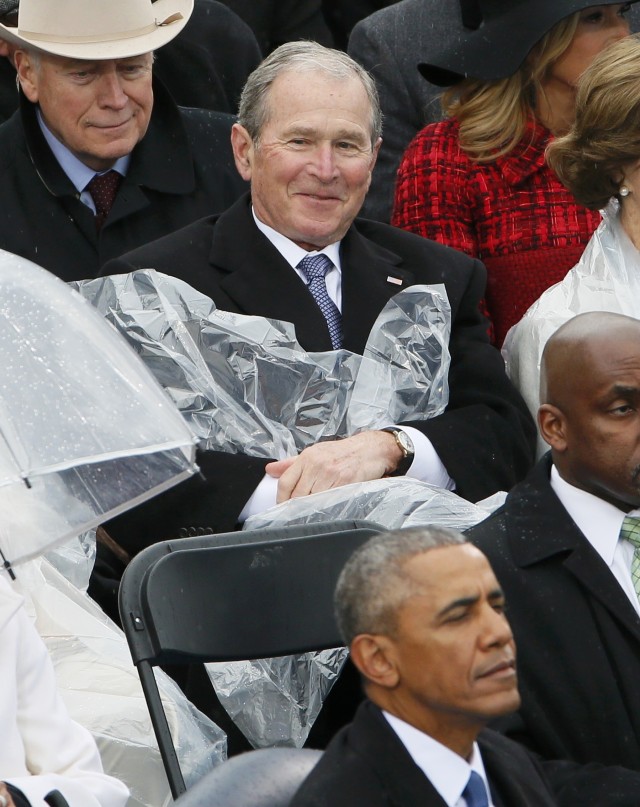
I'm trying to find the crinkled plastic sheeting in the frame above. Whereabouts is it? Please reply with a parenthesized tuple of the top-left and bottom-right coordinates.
(72, 271, 451, 456)
(14, 554, 225, 806)
(206, 480, 504, 748)
(72, 270, 459, 750)
(503, 201, 639, 457)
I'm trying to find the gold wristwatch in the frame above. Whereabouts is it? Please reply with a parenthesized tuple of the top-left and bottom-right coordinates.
(381, 427, 415, 476)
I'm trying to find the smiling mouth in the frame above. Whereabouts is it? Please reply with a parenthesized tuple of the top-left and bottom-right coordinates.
(92, 119, 132, 131)
(299, 192, 342, 202)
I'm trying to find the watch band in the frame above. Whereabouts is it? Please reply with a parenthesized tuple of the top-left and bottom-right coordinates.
(381, 427, 415, 477)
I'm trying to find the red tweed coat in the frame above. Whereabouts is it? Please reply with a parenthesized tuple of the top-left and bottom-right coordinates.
(392, 117, 602, 345)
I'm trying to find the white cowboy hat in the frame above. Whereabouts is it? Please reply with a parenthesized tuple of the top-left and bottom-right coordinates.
(0, 0, 194, 60)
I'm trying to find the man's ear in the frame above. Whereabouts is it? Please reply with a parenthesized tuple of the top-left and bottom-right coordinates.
(538, 403, 568, 452)
(370, 136, 382, 169)
(14, 50, 39, 103)
(350, 633, 400, 689)
(231, 122, 254, 181)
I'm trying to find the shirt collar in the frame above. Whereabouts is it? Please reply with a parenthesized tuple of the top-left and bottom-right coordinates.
(36, 108, 130, 193)
(383, 711, 490, 806)
(251, 206, 342, 273)
(550, 465, 640, 565)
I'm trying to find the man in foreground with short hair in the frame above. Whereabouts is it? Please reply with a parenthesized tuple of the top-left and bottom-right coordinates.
(292, 526, 640, 806)
(0, 0, 246, 281)
(468, 311, 640, 769)
(100, 41, 536, 556)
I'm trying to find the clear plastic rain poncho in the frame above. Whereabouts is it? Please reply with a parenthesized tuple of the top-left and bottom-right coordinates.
(72, 269, 500, 749)
(503, 200, 639, 457)
(16, 554, 226, 807)
(0, 249, 223, 805)
(72, 269, 452, 454)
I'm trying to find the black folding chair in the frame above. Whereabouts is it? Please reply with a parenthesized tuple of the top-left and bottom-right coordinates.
(118, 520, 384, 798)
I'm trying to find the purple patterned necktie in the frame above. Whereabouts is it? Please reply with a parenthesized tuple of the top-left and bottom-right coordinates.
(86, 170, 122, 230)
(297, 253, 343, 349)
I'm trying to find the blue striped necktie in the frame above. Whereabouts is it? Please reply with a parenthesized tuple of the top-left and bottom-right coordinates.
(297, 253, 343, 349)
(463, 771, 489, 807)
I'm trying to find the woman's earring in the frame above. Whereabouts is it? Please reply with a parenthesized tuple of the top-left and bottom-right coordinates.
(620, 185, 631, 197)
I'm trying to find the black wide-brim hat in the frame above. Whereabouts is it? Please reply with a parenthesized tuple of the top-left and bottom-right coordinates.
(419, 0, 638, 86)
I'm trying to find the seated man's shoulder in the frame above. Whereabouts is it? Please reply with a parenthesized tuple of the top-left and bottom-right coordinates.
(352, 0, 432, 37)
(0, 113, 23, 168)
(355, 216, 482, 272)
(179, 105, 238, 138)
(101, 213, 218, 276)
(291, 729, 388, 807)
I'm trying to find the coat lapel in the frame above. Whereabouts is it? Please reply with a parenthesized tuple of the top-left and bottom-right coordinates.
(349, 702, 448, 806)
(506, 456, 640, 642)
(207, 197, 334, 351)
(207, 198, 420, 355)
(340, 224, 416, 354)
(478, 731, 554, 806)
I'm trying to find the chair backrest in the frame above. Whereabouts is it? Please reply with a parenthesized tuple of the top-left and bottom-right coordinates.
(172, 748, 322, 807)
(119, 520, 383, 797)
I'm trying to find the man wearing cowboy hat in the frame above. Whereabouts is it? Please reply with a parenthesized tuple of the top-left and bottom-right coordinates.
(0, 0, 246, 282)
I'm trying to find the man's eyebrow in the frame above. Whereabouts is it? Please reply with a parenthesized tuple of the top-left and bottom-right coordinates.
(437, 588, 505, 618)
(282, 124, 368, 142)
(610, 384, 640, 396)
(437, 595, 479, 618)
(598, 384, 640, 403)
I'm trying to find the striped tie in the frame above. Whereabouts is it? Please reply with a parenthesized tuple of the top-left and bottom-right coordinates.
(297, 253, 343, 349)
(463, 771, 489, 807)
(620, 515, 640, 599)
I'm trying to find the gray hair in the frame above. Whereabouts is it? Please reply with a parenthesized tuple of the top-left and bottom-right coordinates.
(335, 526, 466, 646)
(237, 40, 382, 147)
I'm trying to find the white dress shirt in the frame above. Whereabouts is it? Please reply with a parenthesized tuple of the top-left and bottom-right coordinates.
(239, 210, 454, 520)
(384, 712, 493, 807)
(550, 465, 640, 617)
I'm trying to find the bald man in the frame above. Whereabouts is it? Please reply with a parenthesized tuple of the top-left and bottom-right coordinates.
(467, 311, 640, 770)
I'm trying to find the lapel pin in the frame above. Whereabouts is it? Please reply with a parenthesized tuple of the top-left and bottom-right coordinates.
(387, 276, 403, 285)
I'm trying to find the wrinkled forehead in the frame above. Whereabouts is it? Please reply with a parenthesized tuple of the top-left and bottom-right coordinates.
(264, 68, 374, 134)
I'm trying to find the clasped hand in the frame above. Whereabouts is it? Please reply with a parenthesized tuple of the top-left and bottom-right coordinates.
(265, 430, 403, 504)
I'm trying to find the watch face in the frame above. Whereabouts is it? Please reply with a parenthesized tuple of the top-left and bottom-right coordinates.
(397, 430, 413, 456)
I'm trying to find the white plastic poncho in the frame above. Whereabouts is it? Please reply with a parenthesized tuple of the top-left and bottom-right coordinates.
(503, 201, 640, 457)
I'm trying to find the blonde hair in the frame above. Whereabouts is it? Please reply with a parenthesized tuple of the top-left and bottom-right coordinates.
(547, 34, 640, 209)
(442, 13, 579, 162)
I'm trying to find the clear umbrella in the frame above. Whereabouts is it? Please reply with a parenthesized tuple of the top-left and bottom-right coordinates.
(0, 249, 198, 572)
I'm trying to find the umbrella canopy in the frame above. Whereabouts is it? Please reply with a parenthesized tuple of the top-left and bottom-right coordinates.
(0, 249, 198, 569)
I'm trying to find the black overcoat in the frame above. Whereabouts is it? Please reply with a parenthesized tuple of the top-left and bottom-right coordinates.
(467, 455, 640, 770)
(0, 78, 247, 281)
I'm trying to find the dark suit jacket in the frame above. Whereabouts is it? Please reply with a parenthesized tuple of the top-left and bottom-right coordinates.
(291, 700, 557, 807)
(99, 192, 535, 556)
(0, 78, 246, 281)
(467, 455, 640, 770)
(153, 0, 261, 113)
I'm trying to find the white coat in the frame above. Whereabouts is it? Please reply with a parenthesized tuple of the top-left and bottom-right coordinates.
(0, 574, 129, 807)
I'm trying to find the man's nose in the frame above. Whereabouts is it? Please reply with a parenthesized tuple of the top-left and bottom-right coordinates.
(481, 605, 514, 648)
(97, 72, 128, 108)
(310, 142, 339, 181)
